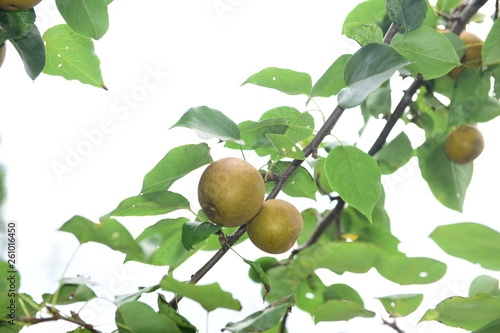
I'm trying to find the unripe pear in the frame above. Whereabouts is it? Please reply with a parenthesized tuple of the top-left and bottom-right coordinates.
(247, 199, 303, 254)
(198, 157, 265, 228)
(445, 125, 484, 164)
(0, 0, 42, 10)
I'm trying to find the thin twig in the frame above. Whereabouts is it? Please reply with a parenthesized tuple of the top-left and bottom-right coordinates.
(279, 307, 291, 333)
(368, 79, 424, 156)
(291, 198, 345, 257)
(383, 318, 405, 333)
(21, 307, 99, 333)
(495, 0, 499, 20)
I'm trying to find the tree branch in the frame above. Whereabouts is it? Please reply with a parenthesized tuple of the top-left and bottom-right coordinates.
(450, 0, 490, 34)
(21, 307, 99, 333)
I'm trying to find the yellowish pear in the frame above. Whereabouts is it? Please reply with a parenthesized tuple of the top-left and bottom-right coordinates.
(445, 125, 484, 164)
(247, 199, 303, 254)
(198, 157, 265, 228)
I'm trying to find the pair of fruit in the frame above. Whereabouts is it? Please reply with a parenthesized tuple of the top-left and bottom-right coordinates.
(198, 157, 303, 254)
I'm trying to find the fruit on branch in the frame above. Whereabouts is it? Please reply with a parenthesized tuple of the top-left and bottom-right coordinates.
(445, 125, 484, 164)
(0, 43, 5, 68)
(248, 256, 278, 282)
(0, 0, 42, 10)
(247, 199, 303, 254)
(449, 30, 483, 79)
(198, 157, 265, 228)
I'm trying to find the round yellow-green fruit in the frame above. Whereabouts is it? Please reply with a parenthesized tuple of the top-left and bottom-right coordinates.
(0, 0, 42, 10)
(0, 43, 6, 68)
(449, 30, 483, 79)
(247, 199, 303, 254)
(445, 125, 484, 164)
(248, 256, 278, 283)
(198, 157, 265, 228)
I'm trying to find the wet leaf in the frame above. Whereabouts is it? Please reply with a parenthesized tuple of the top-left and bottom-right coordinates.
(242, 67, 312, 96)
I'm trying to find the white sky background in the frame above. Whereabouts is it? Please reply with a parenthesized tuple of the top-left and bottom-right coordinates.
(0, 0, 499, 332)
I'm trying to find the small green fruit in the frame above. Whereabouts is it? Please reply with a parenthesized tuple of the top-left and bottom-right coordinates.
(247, 199, 303, 254)
(198, 157, 265, 228)
(445, 125, 484, 164)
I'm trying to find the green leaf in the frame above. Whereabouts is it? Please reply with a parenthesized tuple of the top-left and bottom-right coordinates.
(386, 0, 427, 34)
(311, 54, 350, 98)
(343, 23, 383, 46)
(43, 24, 106, 89)
(361, 80, 392, 119)
(311, 299, 375, 323)
(9, 25, 45, 80)
(470, 275, 500, 297)
(483, 20, 500, 65)
(259, 107, 314, 144)
(157, 294, 197, 333)
(323, 284, 364, 306)
(116, 301, 182, 333)
(126, 218, 195, 268)
(0, 261, 20, 321)
(222, 295, 294, 332)
(420, 293, 500, 331)
(430, 223, 500, 270)
(160, 275, 241, 312)
(324, 145, 381, 221)
(170, 106, 242, 145)
(266, 134, 305, 160)
(242, 67, 312, 96)
(375, 255, 447, 285)
(182, 221, 221, 250)
(107, 191, 190, 217)
(417, 137, 473, 212)
(338, 43, 410, 108)
(268, 161, 317, 200)
(391, 26, 461, 80)
(59, 216, 144, 259)
(472, 319, 500, 333)
(296, 241, 384, 274)
(342, 0, 388, 34)
(43, 282, 97, 305)
(0, 9, 35, 40)
(244, 258, 271, 300)
(56, 0, 109, 40)
(141, 143, 212, 194)
(17, 293, 44, 320)
(114, 285, 160, 306)
(225, 118, 288, 150)
(415, 87, 449, 137)
(373, 131, 413, 174)
(376, 294, 423, 317)
(437, 0, 462, 11)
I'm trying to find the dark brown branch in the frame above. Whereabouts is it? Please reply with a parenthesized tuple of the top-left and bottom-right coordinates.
(383, 318, 405, 333)
(291, 198, 345, 257)
(495, 0, 499, 20)
(450, 0, 490, 35)
(368, 78, 424, 156)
